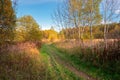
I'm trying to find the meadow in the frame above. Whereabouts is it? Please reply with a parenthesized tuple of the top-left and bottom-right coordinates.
(53, 39, 120, 80)
(0, 0, 120, 80)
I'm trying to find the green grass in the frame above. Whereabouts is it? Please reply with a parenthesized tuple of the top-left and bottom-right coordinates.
(51, 44, 120, 80)
(40, 44, 83, 80)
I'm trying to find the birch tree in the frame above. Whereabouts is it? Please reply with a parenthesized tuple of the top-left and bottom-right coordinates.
(53, 0, 101, 42)
(101, 0, 120, 48)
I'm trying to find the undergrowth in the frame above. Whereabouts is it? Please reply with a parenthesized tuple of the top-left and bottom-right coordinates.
(0, 42, 46, 80)
(53, 40, 120, 80)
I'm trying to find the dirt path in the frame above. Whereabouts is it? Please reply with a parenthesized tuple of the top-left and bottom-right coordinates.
(45, 45, 97, 80)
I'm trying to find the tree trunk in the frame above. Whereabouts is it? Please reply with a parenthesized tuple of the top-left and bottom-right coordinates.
(104, 24, 107, 49)
(104, 0, 107, 49)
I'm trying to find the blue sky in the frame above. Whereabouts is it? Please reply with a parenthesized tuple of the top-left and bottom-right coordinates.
(16, 0, 120, 30)
(17, 0, 63, 30)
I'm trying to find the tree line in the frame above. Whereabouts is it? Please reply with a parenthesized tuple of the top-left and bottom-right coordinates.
(52, 0, 120, 47)
(60, 23, 120, 39)
(0, 0, 120, 45)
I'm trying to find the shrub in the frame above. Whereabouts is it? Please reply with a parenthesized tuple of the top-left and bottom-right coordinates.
(0, 42, 46, 80)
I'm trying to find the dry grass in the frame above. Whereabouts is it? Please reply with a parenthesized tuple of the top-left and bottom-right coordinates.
(0, 42, 46, 80)
(54, 39, 120, 79)
(55, 39, 120, 64)
(55, 39, 118, 48)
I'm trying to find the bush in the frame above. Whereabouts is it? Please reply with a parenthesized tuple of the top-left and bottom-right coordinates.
(0, 42, 46, 80)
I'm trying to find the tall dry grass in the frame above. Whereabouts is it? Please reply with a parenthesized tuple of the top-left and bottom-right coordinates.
(55, 39, 120, 70)
(55, 39, 120, 79)
(0, 42, 46, 80)
(66, 39, 119, 59)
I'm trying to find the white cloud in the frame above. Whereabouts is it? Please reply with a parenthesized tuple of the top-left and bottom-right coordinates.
(115, 10, 120, 14)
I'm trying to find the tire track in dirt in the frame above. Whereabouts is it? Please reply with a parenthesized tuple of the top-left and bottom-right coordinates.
(46, 45, 97, 80)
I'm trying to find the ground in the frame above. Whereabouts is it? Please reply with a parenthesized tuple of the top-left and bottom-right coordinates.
(40, 44, 98, 80)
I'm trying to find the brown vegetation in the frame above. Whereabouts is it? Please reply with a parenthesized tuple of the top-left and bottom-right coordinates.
(54, 39, 120, 79)
(0, 42, 46, 80)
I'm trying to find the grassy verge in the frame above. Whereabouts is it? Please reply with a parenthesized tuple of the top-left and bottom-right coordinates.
(40, 44, 83, 80)
(51, 44, 120, 80)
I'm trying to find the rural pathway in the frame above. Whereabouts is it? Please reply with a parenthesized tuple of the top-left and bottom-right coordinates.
(43, 44, 97, 80)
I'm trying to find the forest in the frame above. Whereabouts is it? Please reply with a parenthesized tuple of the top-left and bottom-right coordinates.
(0, 0, 120, 80)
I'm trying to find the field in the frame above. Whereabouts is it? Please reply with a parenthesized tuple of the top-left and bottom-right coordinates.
(1, 0, 120, 79)
(0, 39, 119, 80)
(52, 39, 120, 80)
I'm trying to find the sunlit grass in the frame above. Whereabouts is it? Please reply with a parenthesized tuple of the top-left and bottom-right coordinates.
(53, 39, 120, 80)
(40, 44, 82, 80)
(0, 42, 46, 80)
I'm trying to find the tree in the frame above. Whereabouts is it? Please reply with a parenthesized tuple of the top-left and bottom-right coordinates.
(42, 27, 58, 41)
(53, 0, 101, 43)
(0, 0, 16, 44)
(52, 3, 70, 39)
(101, 0, 120, 48)
(84, 0, 101, 44)
(16, 15, 42, 42)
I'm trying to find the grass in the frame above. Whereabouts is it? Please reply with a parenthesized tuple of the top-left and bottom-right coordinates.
(40, 44, 83, 80)
(0, 42, 46, 80)
(1, 41, 119, 80)
(52, 41, 120, 80)
(0, 42, 83, 80)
